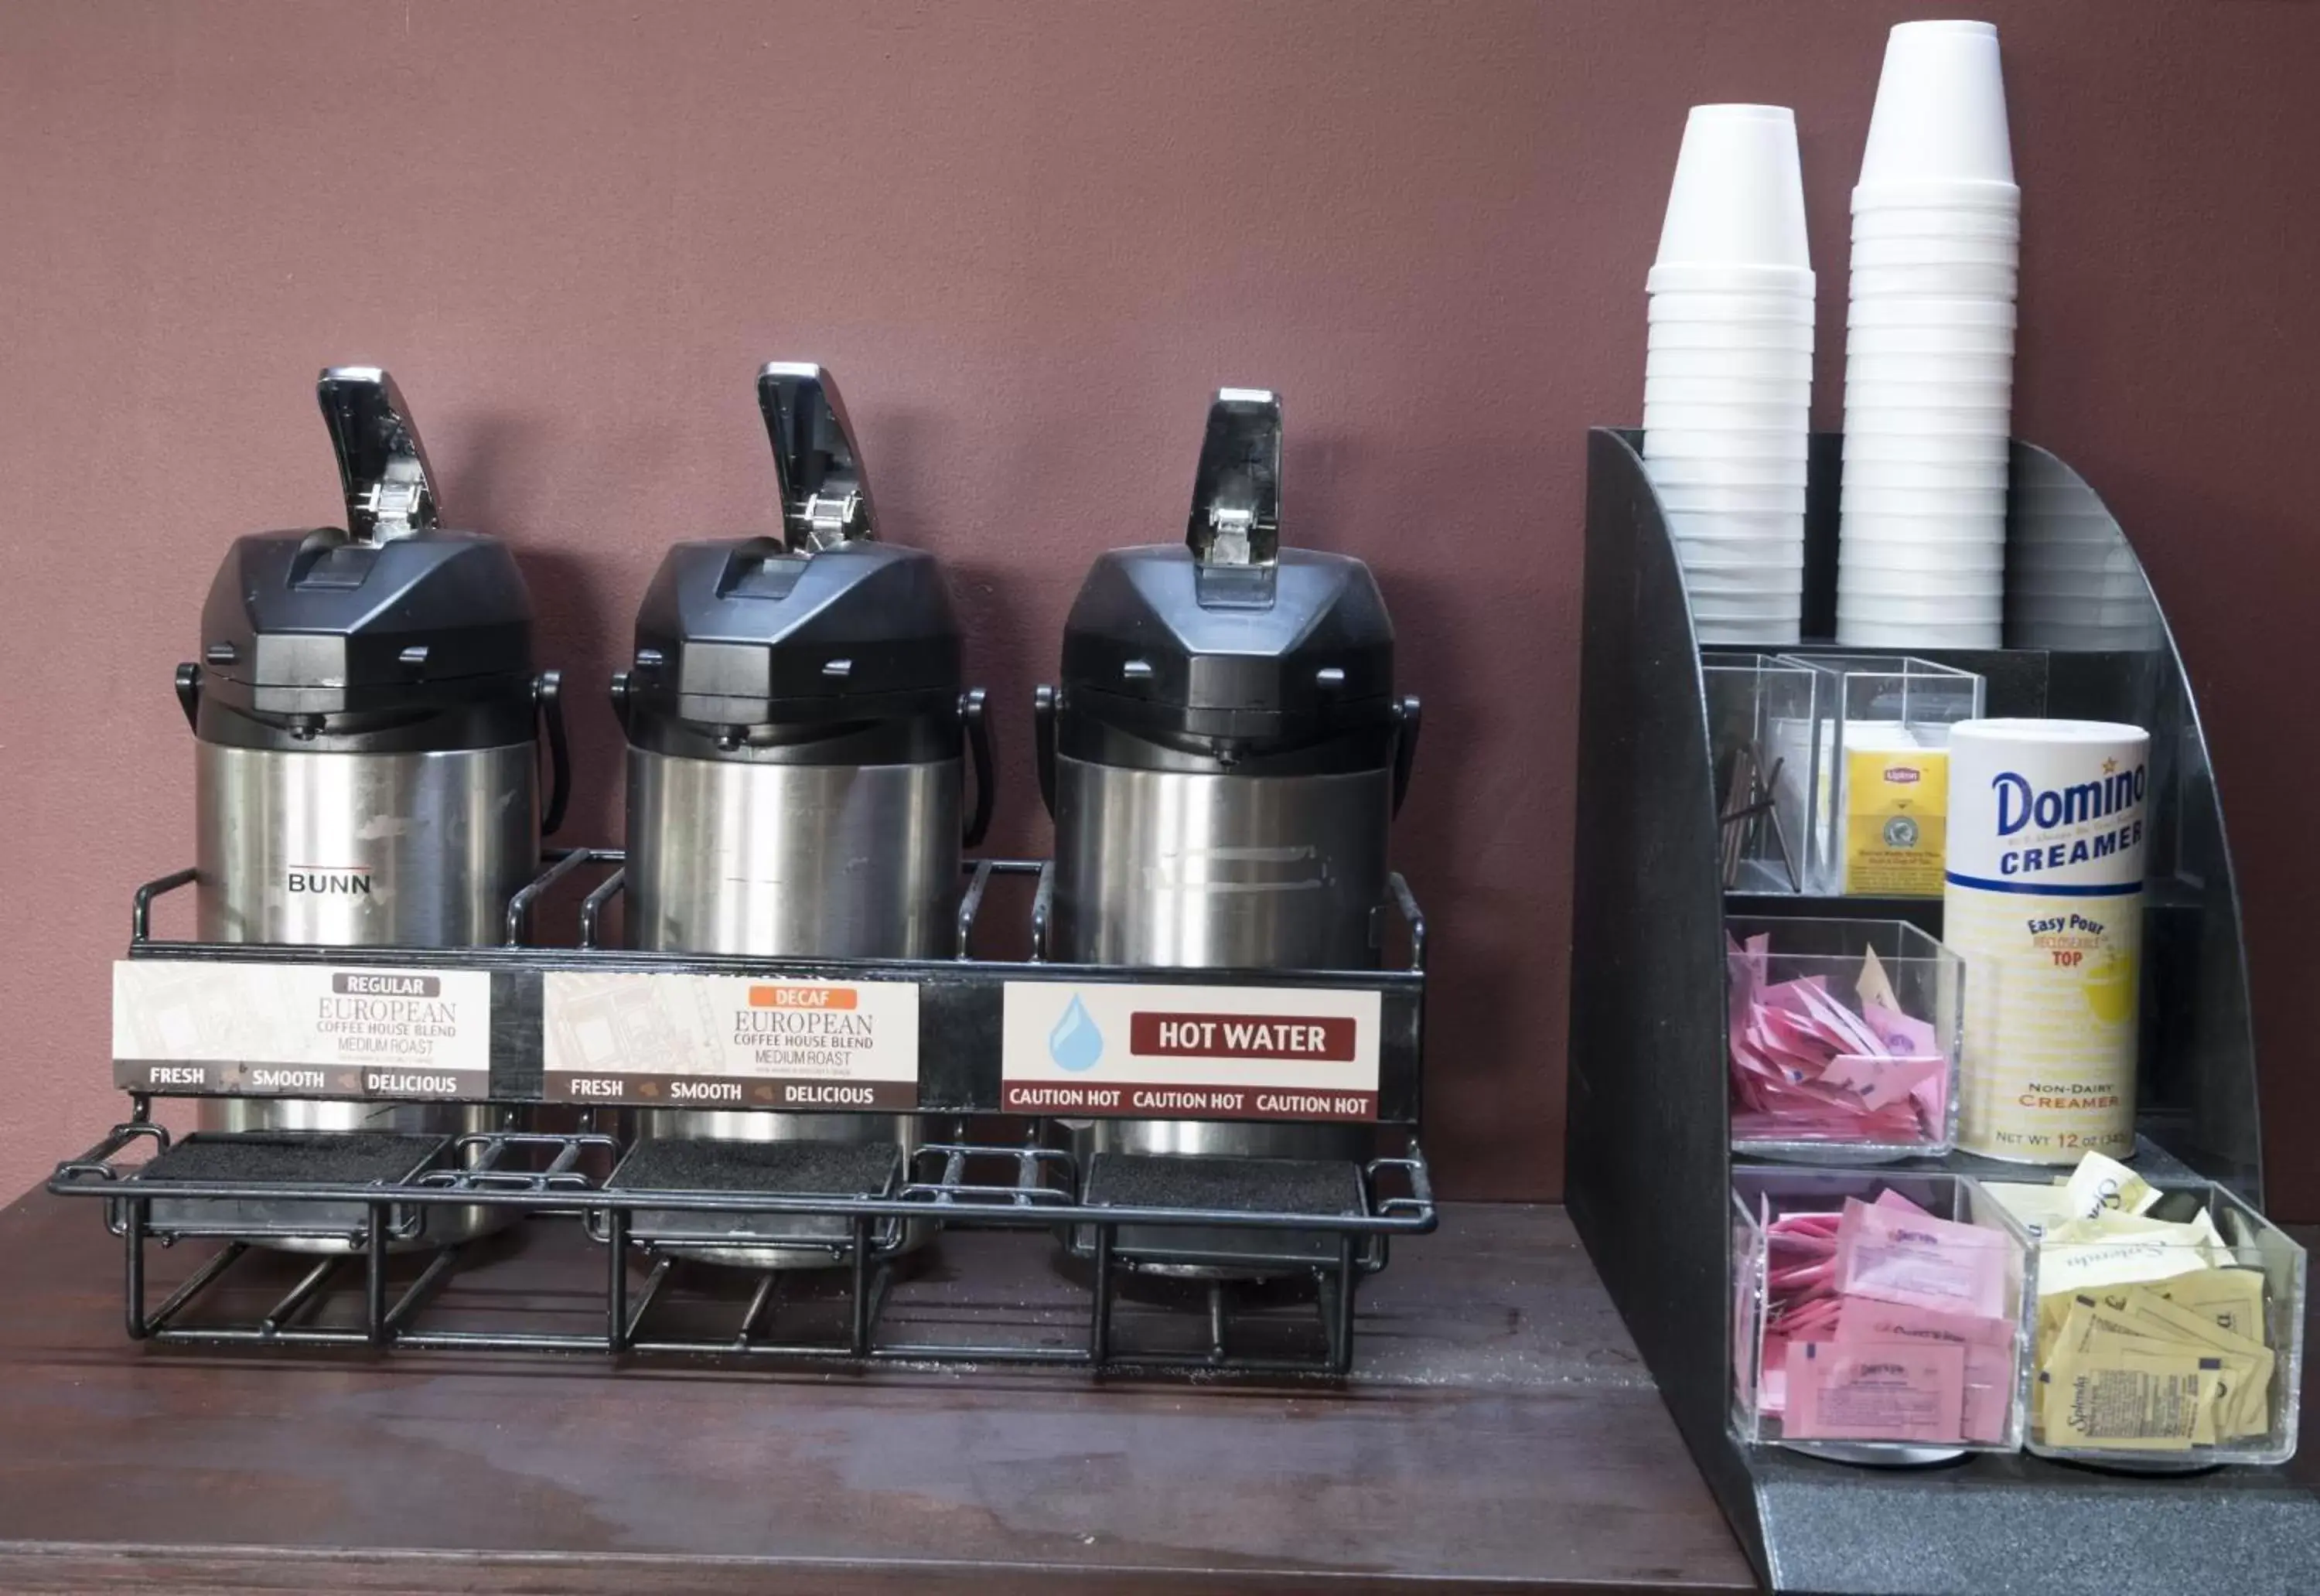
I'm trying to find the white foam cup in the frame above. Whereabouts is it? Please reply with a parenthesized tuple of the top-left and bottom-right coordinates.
(1684, 564, 1808, 597)
(1841, 484, 2008, 518)
(1845, 377, 2014, 411)
(1839, 593, 2004, 626)
(1841, 460, 2011, 495)
(1646, 346, 1816, 381)
(1850, 235, 2019, 269)
(1648, 290, 1817, 325)
(1653, 481, 1811, 515)
(1646, 262, 1816, 295)
(1857, 21, 2015, 193)
(1643, 427, 1811, 462)
(1836, 615, 2001, 647)
(1667, 510, 1809, 545)
(1841, 571, 2005, 604)
(1848, 295, 2017, 329)
(1844, 428, 2011, 465)
(1839, 510, 2008, 542)
(1675, 544, 1809, 577)
(1645, 373, 1815, 408)
(1841, 537, 2004, 573)
(1845, 350, 2015, 387)
(1846, 326, 2016, 356)
(1646, 453, 1812, 488)
(1648, 319, 1817, 352)
(1642, 400, 1812, 434)
(1851, 262, 2019, 298)
(1698, 619, 1805, 645)
(1839, 403, 2011, 436)
(1852, 203, 2021, 242)
(1656, 104, 1812, 271)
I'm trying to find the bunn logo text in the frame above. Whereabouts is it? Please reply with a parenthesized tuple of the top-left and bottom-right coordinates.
(287, 866, 374, 895)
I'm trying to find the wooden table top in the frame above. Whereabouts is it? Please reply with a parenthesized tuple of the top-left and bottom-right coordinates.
(0, 1188, 1755, 1595)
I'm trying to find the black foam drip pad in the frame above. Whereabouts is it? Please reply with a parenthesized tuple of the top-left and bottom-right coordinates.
(609, 1137, 902, 1199)
(133, 1131, 449, 1188)
(1082, 1154, 1366, 1219)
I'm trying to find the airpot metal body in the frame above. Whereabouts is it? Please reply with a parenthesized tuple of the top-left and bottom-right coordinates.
(612, 364, 991, 1268)
(179, 369, 568, 1251)
(1040, 390, 1420, 1270)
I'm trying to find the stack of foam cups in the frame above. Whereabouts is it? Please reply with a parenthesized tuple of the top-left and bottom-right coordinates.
(1643, 104, 1814, 646)
(1839, 20, 2019, 648)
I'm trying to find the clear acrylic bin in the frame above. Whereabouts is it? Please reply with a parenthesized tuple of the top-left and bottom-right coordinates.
(1726, 916, 1961, 1161)
(1769, 653, 1984, 896)
(1701, 652, 1820, 894)
(1991, 1178, 2308, 1468)
(1731, 1170, 2035, 1461)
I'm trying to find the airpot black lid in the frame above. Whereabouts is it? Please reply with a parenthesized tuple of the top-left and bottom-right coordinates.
(615, 365, 963, 762)
(188, 369, 538, 745)
(1059, 390, 1394, 754)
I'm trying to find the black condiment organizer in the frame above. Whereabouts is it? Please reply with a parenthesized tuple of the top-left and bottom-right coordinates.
(1564, 428, 2319, 1594)
(53, 856, 1435, 1376)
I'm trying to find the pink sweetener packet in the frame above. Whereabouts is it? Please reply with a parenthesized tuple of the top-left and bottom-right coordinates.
(1834, 1298, 2018, 1444)
(1783, 1339, 1967, 1444)
(1834, 1197, 2009, 1320)
(1772, 1210, 1844, 1236)
(1777, 1298, 1843, 1337)
(1789, 978, 1890, 1057)
(1820, 1052, 1946, 1115)
(1861, 997, 1937, 1058)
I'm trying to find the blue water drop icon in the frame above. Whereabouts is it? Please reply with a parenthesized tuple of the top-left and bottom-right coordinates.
(1049, 993, 1104, 1073)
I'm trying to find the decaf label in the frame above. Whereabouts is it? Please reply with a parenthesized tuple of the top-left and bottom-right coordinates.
(111, 960, 492, 1097)
(541, 971, 921, 1109)
(999, 982, 1381, 1120)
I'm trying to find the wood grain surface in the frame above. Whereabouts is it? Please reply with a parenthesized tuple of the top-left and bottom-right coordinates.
(0, 1191, 1754, 1594)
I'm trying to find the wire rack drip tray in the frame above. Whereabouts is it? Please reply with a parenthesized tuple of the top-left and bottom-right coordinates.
(136, 1131, 449, 1240)
(1080, 1153, 1367, 1270)
(608, 1137, 903, 1252)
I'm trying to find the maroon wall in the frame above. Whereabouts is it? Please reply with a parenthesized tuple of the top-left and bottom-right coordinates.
(4, 0, 2318, 1212)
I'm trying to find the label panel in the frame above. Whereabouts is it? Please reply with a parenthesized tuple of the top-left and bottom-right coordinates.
(541, 972, 921, 1108)
(112, 960, 493, 1098)
(1001, 982, 1381, 1120)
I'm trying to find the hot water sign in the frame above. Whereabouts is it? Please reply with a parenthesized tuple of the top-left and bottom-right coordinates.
(999, 983, 1381, 1120)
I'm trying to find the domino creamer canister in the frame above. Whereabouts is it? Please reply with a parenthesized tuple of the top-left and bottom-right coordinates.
(1946, 719, 2151, 1162)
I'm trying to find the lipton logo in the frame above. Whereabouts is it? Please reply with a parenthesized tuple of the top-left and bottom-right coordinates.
(288, 865, 373, 895)
(1884, 766, 1922, 784)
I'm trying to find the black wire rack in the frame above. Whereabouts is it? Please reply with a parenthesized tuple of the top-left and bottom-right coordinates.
(49, 1110, 1435, 1374)
(67, 849, 1438, 1374)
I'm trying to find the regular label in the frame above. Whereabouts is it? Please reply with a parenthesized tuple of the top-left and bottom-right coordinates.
(541, 972, 921, 1109)
(1000, 982, 1381, 1120)
(111, 960, 493, 1098)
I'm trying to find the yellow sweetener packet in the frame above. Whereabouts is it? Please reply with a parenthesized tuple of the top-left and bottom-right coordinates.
(2051, 1291, 2264, 1444)
(2042, 1353, 2210, 1451)
(2063, 1151, 2160, 1221)
(2101, 1286, 2273, 1439)
(2158, 1267, 2268, 1344)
